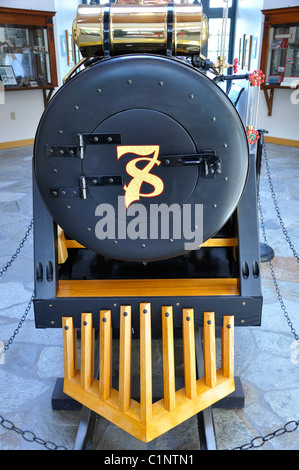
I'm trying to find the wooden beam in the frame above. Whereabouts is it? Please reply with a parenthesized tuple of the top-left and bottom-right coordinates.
(200, 238, 237, 247)
(80, 313, 93, 390)
(118, 306, 132, 412)
(0, 139, 34, 150)
(162, 306, 176, 412)
(57, 226, 68, 264)
(264, 136, 299, 148)
(57, 278, 240, 298)
(140, 303, 152, 424)
(222, 315, 234, 379)
(203, 312, 217, 388)
(64, 240, 85, 249)
(62, 317, 76, 380)
(263, 87, 274, 117)
(63, 237, 237, 250)
(182, 308, 197, 400)
(99, 310, 112, 401)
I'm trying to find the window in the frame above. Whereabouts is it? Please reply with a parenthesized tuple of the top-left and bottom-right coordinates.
(0, 24, 51, 87)
(0, 7, 57, 91)
(260, 6, 299, 115)
(201, 0, 236, 70)
(210, 0, 232, 8)
(266, 23, 299, 85)
(207, 17, 231, 64)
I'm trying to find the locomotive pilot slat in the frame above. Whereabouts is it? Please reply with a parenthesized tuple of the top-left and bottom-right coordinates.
(62, 310, 235, 443)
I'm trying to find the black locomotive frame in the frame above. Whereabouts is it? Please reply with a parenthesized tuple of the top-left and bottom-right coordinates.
(33, 145, 262, 330)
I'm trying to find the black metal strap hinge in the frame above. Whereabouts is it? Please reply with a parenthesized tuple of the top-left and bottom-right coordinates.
(47, 133, 121, 159)
(50, 175, 122, 200)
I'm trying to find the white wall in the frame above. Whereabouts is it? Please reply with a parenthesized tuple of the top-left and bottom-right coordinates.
(263, 0, 299, 8)
(234, 0, 264, 73)
(0, 90, 47, 141)
(53, 0, 80, 86)
(0, 0, 79, 144)
(0, 0, 55, 10)
(258, 87, 299, 139)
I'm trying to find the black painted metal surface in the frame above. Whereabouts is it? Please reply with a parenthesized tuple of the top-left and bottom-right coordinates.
(34, 55, 249, 262)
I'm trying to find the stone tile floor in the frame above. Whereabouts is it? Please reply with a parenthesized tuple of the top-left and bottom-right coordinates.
(0, 143, 298, 451)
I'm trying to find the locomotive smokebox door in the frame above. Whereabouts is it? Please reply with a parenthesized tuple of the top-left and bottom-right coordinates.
(34, 55, 249, 262)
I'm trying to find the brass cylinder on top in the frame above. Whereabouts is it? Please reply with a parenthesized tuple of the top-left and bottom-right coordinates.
(72, 3, 209, 58)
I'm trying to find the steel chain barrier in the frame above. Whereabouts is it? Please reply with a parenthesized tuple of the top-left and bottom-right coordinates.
(262, 141, 299, 264)
(1, 140, 299, 450)
(230, 420, 299, 451)
(228, 139, 299, 450)
(257, 192, 299, 342)
(0, 220, 69, 450)
(0, 291, 35, 362)
(0, 219, 33, 279)
(0, 415, 68, 450)
(258, 141, 299, 342)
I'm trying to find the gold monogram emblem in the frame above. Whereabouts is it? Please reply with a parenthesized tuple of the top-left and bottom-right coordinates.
(117, 145, 164, 209)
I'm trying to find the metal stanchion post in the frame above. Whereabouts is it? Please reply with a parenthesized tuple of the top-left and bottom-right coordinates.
(257, 129, 275, 263)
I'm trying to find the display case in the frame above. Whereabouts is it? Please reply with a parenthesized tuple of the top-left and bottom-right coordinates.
(0, 7, 57, 106)
(260, 6, 299, 116)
